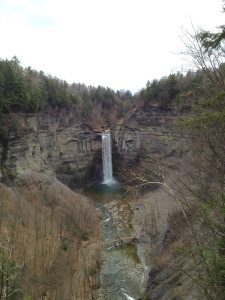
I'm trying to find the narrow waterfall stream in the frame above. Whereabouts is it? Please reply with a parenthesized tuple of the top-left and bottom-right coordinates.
(101, 130, 116, 185)
(83, 131, 146, 299)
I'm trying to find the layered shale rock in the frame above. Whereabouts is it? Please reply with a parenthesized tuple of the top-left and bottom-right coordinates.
(0, 105, 183, 185)
(0, 108, 102, 185)
(113, 105, 183, 166)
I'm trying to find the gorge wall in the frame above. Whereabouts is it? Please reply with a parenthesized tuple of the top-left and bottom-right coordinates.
(0, 107, 103, 186)
(113, 104, 183, 167)
(0, 104, 182, 185)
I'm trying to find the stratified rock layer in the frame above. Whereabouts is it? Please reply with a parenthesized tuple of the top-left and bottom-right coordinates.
(0, 105, 183, 185)
(0, 108, 102, 185)
(114, 105, 183, 165)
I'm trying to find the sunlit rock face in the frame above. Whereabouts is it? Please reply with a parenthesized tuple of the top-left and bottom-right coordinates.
(0, 107, 102, 185)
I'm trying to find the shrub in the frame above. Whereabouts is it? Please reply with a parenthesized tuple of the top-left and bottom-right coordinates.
(0, 127, 9, 140)
(64, 214, 79, 236)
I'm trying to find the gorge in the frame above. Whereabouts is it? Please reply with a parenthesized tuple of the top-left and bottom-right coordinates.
(0, 36, 224, 298)
(0, 104, 184, 299)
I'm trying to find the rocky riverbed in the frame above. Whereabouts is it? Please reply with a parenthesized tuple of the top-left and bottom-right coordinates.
(84, 184, 150, 300)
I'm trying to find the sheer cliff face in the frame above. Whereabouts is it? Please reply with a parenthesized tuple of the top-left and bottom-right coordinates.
(0, 105, 181, 184)
(0, 108, 102, 184)
(114, 105, 183, 165)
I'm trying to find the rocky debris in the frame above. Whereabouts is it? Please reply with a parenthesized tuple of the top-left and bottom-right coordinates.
(104, 199, 134, 239)
(94, 196, 146, 300)
(96, 262, 144, 300)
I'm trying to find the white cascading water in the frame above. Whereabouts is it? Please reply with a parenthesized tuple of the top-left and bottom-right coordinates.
(102, 130, 116, 185)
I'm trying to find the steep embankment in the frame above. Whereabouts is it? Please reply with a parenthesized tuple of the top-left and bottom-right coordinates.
(0, 172, 100, 299)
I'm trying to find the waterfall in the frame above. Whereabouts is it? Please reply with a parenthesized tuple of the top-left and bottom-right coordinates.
(102, 130, 116, 185)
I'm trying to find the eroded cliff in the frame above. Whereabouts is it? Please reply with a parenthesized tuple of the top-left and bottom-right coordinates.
(0, 107, 102, 186)
(113, 105, 183, 166)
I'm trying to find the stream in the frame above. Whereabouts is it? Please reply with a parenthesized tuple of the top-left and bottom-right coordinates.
(84, 183, 146, 300)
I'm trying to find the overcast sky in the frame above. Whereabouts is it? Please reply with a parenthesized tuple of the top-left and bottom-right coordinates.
(0, 0, 224, 92)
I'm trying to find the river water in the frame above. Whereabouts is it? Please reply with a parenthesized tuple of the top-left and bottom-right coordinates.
(84, 183, 145, 300)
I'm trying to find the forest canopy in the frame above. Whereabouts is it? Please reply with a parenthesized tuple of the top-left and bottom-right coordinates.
(0, 56, 134, 124)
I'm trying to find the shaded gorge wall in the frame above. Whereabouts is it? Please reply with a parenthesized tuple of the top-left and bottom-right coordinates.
(0, 105, 184, 186)
(0, 107, 103, 186)
(113, 105, 184, 166)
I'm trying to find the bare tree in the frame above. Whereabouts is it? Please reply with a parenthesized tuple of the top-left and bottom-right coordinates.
(0, 227, 24, 299)
(181, 24, 225, 91)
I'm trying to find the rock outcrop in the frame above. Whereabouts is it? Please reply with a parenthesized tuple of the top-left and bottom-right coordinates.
(0, 107, 102, 185)
(113, 105, 183, 166)
(0, 104, 183, 186)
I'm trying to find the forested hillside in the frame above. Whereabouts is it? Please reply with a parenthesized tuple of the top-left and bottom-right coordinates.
(0, 57, 134, 125)
(1, 54, 224, 127)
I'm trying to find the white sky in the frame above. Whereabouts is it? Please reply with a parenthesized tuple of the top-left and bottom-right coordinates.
(0, 0, 224, 92)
